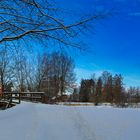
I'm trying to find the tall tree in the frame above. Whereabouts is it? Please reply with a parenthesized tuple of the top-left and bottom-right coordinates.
(113, 74, 124, 104)
(12, 47, 36, 92)
(12, 48, 27, 91)
(35, 53, 51, 92)
(38, 51, 76, 98)
(0, 45, 13, 91)
(79, 79, 94, 102)
(70, 88, 79, 102)
(101, 71, 112, 102)
(95, 77, 102, 104)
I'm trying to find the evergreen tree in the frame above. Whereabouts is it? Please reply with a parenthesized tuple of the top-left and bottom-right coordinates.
(71, 88, 79, 102)
(95, 77, 102, 105)
(79, 79, 95, 102)
(113, 74, 124, 104)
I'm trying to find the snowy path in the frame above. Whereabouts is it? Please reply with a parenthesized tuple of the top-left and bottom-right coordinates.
(0, 102, 140, 140)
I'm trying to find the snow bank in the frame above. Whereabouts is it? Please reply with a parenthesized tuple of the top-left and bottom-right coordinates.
(0, 102, 140, 140)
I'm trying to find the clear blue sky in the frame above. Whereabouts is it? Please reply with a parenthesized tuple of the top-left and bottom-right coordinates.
(55, 0, 140, 87)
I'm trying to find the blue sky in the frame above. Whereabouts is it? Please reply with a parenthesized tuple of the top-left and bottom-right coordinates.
(55, 0, 140, 87)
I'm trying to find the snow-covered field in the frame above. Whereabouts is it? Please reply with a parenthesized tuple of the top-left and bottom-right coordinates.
(0, 102, 140, 140)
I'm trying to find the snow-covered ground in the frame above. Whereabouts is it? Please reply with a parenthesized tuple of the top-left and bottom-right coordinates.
(0, 102, 140, 140)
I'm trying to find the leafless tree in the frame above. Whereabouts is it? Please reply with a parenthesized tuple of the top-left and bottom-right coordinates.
(36, 52, 75, 97)
(35, 53, 51, 92)
(54, 52, 75, 95)
(12, 49, 35, 91)
(23, 54, 37, 91)
(0, 45, 13, 91)
(0, 0, 105, 49)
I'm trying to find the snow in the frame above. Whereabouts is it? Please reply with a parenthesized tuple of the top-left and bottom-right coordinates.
(58, 102, 112, 106)
(0, 102, 140, 140)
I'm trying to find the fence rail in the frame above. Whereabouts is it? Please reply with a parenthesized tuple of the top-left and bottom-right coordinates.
(1, 92, 46, 109)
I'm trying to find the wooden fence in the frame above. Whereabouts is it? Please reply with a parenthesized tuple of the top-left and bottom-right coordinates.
(1, 92, 46, 109)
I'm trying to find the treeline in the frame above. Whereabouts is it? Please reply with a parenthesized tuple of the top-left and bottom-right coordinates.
(0, 46, 75, 99)
(70, 71, 140, 105)
(1, 45, 140, 104)
(127, 87, 140, 104)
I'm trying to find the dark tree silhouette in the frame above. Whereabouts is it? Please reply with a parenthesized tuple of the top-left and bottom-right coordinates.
(95, 77, 102, 104)
(79, 79, 94, 102)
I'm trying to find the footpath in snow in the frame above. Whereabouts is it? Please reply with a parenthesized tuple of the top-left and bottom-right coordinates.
(0, 102, 140, 140)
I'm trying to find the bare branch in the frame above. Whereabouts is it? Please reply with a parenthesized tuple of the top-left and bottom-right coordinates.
(0, 0, 106, 48)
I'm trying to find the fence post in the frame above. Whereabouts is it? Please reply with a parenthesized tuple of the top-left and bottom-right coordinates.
(19, 92, 21, 104)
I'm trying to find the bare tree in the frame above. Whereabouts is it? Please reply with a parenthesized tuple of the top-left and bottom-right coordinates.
(12, 47, 28, 91)
(35, 53, 51, 92)
(127, 86, 140, 104)
(101, 71, 112, 102)
(36, 52, 76, 97)
(0, 0, 105, 49)
(51, 52, 76, 95)
(0, 45, 13, 91)
(23, 55, 37, 91)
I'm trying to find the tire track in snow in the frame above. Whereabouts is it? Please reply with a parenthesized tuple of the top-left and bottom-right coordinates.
(68, 107, 97, 140)
(25, 104, 40, 140)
